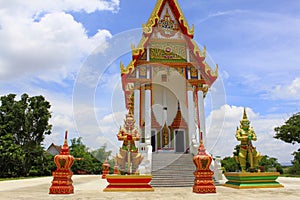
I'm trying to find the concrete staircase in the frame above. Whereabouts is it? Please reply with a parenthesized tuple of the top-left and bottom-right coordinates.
(151, 153, 195, 187)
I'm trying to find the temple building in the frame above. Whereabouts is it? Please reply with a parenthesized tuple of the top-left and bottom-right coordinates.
(120, 0, 218, 174)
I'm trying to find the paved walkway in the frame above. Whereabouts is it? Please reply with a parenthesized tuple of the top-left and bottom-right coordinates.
(0, 175, 299, 200)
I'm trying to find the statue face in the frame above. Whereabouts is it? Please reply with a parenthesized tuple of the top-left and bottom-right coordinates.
(125, 116, 135, 128)
(241, 120, 250, 130)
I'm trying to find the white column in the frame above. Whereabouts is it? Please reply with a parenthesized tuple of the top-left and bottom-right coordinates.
(197, 89, 206, 144)
(186, 48, 190, 62)
(187, 86, 196, 151)
(145, 84, 151, 145)
(139, 84, 152, 174)
(147, 47, 150, 61)
(146, 67, 150, 79)
(163, 87, 167, 123)
(198, 69, 201, 80)
(136, 68, 139, 79)
(134, 87, 140, 146)
(187, 69, 191, 80)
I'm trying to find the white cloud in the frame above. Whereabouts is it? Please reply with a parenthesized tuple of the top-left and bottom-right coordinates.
(0, 0, 119, 16)
(0, 0, 121, 149)
(266, 77, 300, 101)
(206, 104, 296, 164)
(0, 1, 115, 83)
(199, 9, 247, 24)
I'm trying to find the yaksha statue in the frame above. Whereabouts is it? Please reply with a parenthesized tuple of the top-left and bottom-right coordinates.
(235, 108, 261, 172)
(116, 96, 143, 174)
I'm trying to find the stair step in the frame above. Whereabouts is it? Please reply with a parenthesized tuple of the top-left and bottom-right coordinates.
(151, 153, 195, 187)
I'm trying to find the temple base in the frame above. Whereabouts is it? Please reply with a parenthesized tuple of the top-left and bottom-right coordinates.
(103, 175, 154, 192)
(193, 170, 216, 194)
(49, 171, 74, 194)
(224, 172, 284, 189)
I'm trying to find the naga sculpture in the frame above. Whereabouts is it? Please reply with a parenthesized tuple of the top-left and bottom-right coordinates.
(116, 96, 143, 174)
(235, 108, 261, 172)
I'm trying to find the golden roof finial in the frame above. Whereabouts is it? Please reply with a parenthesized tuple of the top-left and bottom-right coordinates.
(165, 9, 170, 18)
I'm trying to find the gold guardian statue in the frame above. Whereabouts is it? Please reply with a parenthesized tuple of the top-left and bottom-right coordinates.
(235, 108, 261, 172)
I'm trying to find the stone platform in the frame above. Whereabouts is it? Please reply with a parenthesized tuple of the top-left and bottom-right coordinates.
(103, 174, 154, 192)
(224, 172, 283, 189)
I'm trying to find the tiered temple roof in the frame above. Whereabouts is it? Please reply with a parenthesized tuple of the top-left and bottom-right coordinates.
(170, 102, 188, 129)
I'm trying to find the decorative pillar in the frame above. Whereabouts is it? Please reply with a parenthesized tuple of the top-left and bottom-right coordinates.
(144, 84, 152, 145)
(140, 83, 152, 174)
(49, 131, 74, 194)
(213, 156, 223, 184)
(114, 154, 119, 175)
(187, 85, 196, 151)
(101, 157, 110, 179)
(136, 68, 139, 79)
(163, 87, 167, 123)
(186, 48, 190, 62)
(146, 66, 151, 79)
(193, 132, 216, 194)
(147, 47, 150, 61)
(134, 84, 141, 146)
(187, 68, 191, 80)
(197, 89, 206, 144)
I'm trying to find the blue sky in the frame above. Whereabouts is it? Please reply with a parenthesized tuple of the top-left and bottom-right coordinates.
(0, 0, 299, 164)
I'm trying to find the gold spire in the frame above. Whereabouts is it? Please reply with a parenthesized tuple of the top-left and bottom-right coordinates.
(243, 107, 248, 120)
(64, 130, 68, 145)
(165, 9, 170, 18)
(240, 107, 250, 128)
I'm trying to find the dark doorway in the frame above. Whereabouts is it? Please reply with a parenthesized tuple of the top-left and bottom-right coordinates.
(175, 130, 184, 153)
(151, 130, 156, 152)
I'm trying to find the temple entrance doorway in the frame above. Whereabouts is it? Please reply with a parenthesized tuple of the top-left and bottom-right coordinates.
(175, 130, 185, 153)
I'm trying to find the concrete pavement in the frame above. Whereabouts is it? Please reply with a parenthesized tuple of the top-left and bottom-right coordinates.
(0, 175, 299, 200)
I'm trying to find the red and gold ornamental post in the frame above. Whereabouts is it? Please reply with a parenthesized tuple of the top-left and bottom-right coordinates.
(193, 132, 216, 194)
(113, 154, 119, 175)
(49, 131, 75, 194)
(101, 157, 110, 179)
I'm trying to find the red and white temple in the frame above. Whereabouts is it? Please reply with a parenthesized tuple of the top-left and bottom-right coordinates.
(120, 0, 218, 174)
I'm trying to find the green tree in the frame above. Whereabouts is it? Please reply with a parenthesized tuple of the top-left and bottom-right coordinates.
(274, 112, 300, 144)
(91, 144, 114, 173)
(259, 155, 283, 173)
(288, 150, 300, 175)
(274, 112, 300, 175)
(29, 150, 56, 176)
(91, 144, 112, 163)
(0, 134, 24, 177)
(0, 93, 52, 177)
(221, 156, 240, 172)
(69, 137, 102, 174)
